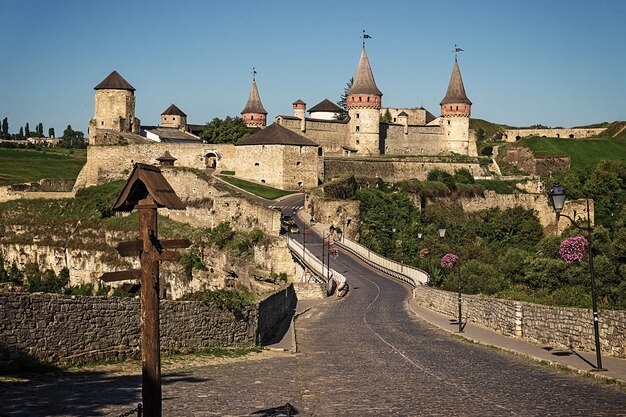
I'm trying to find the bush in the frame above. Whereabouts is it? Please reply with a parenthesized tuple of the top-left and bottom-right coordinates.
(180, 289, 255, 315)
(179, 251, 206, 280)
(454, 168, 475, 184)
(461, 259, 508, 295)
(25, 265, 69, 293)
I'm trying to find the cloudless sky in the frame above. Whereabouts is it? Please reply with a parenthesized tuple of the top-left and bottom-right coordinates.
(1, 0, 625, 135)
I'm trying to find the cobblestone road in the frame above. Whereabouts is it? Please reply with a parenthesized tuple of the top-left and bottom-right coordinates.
(2, 245, 626, 416)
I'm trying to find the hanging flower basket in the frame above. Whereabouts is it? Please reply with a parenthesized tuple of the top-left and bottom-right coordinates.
(440, 253, 459, 269)
(419, 248, 430, 259)
(559, 236, 588, 264)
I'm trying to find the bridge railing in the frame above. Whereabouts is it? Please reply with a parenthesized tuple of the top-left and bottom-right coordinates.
(335, 235, 429, 288)
(287, 236, 348, 289)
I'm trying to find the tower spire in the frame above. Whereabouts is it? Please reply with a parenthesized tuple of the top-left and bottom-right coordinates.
(241, 73, 267, 127)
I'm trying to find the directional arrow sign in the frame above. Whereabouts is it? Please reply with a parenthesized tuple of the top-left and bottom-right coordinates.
(156, 251, 181, 262)
(116, 240, 143, 257)
(100, 269, 141, 283)
(156, 239, 191, 250)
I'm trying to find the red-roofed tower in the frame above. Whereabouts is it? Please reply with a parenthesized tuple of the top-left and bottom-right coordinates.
(241, 71, 267, 128)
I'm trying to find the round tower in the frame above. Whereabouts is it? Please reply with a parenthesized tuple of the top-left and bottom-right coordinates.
(89, 70, 140, 144)
(241, 76, 267, 128)
(440, 59, 475, 155)
(347, 47, 382, 155)
(161, 104, 187, 130)
(293, 99, 306, 132)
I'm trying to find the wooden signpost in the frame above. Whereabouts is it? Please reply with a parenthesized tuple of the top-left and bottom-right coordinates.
(100, 163, 189, 417)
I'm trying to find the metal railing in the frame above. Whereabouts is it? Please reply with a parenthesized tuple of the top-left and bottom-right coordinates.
(287, 236, 348, 291)
(335, 235, 429, 288)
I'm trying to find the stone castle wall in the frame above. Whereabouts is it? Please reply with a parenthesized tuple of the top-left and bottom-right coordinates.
(0, 285, 296, 367)
(282, 145, 319, 189)
(503, 127, 606, 142)
(381, 107, 432, 125)
(349, 107, 380, 155)
(500, 146, 571, 176)
(324, 157, 483, 182)
(382, 124, 446, 155)
(413, 286, 625, 358)
(305, 193, 360, 240)
(279, 117, 348, 155)
(74, 143, 237, 189)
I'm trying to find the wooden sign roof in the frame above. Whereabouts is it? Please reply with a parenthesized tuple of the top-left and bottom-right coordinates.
(112, 163, 185, 212)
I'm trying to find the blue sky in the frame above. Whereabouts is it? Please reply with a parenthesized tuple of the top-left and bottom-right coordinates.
(1, 0, 625, 135)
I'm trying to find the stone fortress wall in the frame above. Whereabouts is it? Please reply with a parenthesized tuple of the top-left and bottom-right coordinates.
(381, 107, 433, 125)
(0, 285, 296, 367)
(503, 127, 606, 142)
(413, 286, 626, 358)
(381, 124, 446, 155)
(278, 117, 348, 155)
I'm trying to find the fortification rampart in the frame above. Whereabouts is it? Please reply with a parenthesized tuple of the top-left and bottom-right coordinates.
(381, 124, 446, 155)
(413, 286, 625, 358)
(324, 156, 482, 182)
(0, 285, 295, 367)
(279, 117, 348, 154)
(503, 127, 605, 142)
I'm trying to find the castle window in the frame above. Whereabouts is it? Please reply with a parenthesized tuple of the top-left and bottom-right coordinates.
(356, 126, 360, 133)
(298, 181, 303, 187)
(318, 147, 323, 156)
(456, 106, 459, 111)
(356, 113, 359, 119)
(101, 121, 104, 126)
(255, 162, 259, 166)
(359, 97, 362, 102)
(251, 115, 254, 120)
(261, 179, 266, 183)
(299, 146, 303, 153)
(367, 97, 370, 102)
(447, 120, 450, 125)
(356, 140, 360, 144)
(393, 118, 396, 122)
(297, 161, 301, 166)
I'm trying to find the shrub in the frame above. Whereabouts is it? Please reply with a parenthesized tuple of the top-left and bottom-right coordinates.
(180, 289, 255, 315)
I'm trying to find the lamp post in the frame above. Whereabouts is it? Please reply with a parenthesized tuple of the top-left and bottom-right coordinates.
(417, 230, 433, 285)
(548, 183, 606, 371)
(438, 226, 463, 333)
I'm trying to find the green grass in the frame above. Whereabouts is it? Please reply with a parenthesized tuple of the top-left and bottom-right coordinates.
(0, 148, 86, 186)
(220, 170, 235, 175)
(470, 118, 506, 141)
(514, 135, 626, 172)
(218, 175, 294, 200)
(475, 179, 520, 194)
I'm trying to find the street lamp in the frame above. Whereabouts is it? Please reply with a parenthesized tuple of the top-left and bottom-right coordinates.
(547, 183, 606, 371)
(417, 230, 432, 283)
(438, 225, 463, 333)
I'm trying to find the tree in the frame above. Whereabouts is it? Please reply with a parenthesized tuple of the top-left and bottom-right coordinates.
(48, 127, 55, 138)
(18, 126, 24, 139)
(200, 116, 250, 144)
(336, 77, 353, 119)
(380, 109, 392, 123)
(62, 124, 85, 145)
(1, 117, 8, 139)
(25, 122, 30, 137)
(37, 122, 44, 137)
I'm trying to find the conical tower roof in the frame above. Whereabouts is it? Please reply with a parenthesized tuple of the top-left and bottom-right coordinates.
(161, 104, 187, 117)
(348, 47, 382, 96)
(440, 60, 471, 105)
(241, 80, 267, 115)
(94, 70, 135, 91)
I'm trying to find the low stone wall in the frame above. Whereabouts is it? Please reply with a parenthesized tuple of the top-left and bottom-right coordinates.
(413, 286, 626, 358)
(0, 284, 295, 367)
(8, 178, 76, 192)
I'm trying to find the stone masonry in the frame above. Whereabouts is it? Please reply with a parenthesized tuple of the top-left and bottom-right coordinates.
(413, 286, 626, 358)
(0, 284, 296, 367)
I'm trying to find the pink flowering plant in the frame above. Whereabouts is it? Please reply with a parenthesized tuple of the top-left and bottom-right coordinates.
(559, 236, 588, 264)
(440, 253, 459, 269)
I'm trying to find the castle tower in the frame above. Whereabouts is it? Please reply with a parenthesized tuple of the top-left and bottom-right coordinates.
(89, 70, 140, 144)
(440, 59, 476, 156)
(293, 99, 306, 132)
(161, 104, 187, 130)
(347, 47, 382, 155)
(241, 76, 267, 128)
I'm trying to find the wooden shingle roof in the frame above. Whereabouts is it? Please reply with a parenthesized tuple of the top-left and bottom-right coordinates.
(241, 80, 267, 115)
(309, 99, 343, 113)
(348, 47, 382, 96)
(161, 104, 187, 117)
(440, 60, 472, 105)
(94, 70, 135, 91)
(112, 163, 185, 212)
(235, 123, 318, 147)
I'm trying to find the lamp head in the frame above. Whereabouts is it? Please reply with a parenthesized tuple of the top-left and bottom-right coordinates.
(548, 183, 567, 215)
(438, 226, 446, 238)
(417, 231, 423, 239)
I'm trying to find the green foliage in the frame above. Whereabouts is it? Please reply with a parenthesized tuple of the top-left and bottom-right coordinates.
(336, 77, 353, 118)
(179, 251, 206, 280)
(480, 145, 493, 156)
(218, 175, 294, 199)
(469, 118, 506, 142)
(23, 265, 69, 293)
(200, 116, 250, 144)
(64, 282, 95, 296)
(0, 258, 23, 285)
(323, 176, 358, 199)
(461, 259, 508, 295)
(380, 109, 392, 123)
(180, 288, 255, 315)
(62, 125, 85, 145)
(474, 179, 519, 194)
(426, 169, 456, 190)
(453, 168, 475, 184)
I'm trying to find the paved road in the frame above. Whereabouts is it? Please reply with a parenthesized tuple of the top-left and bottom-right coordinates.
(2, 218, 626, 416)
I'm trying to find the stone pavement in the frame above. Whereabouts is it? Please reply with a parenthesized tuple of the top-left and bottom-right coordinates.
(408, 300, 626, 384)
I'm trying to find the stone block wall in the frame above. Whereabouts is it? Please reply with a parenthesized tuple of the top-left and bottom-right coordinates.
(279, 118, 349, 155)
(413, 286, 626, 358)
(0, 284, 295, 367)
(381, 124, 447, 156)
(503, 128, 606, 142)
(500, 146, 571, 176)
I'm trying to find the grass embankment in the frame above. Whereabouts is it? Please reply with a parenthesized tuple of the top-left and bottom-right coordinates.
(0, 148, 86, 186)
(218, 175, 295, 200)
(513, 134, 626, 172)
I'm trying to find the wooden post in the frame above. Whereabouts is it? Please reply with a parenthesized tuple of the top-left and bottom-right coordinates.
(138, 197, 161, 417)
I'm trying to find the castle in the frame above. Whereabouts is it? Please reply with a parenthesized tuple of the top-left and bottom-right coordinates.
(84, 46, 481, 191)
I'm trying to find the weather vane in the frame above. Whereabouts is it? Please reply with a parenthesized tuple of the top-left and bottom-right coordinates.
(252, 67, 257, 81)
(454, 44, 464, 62)
(362, 30, 372, 48)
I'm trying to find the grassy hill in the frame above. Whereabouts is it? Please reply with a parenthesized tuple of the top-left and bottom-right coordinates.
(0, 148, 87, 186)
(512, 134, 626, 172)
(470, 118, 506, 141)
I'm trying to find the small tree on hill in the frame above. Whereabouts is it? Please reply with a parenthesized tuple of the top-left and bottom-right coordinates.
(18, 126, 24, 139)
(25, 122, 30, 137)
(380, 109, 392, 123)
(37, 122, 44, 137)
(2, 117, 8, 139)
(200, 116, 250, 144)
(48, 127, 55, 138)
(63, 125, 85, 145)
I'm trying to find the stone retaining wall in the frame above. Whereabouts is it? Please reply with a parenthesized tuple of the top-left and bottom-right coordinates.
(0, 284, 295, 367)
(413, 286, 626, 358)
